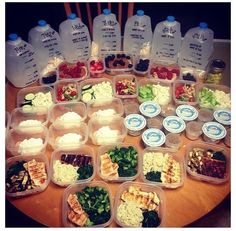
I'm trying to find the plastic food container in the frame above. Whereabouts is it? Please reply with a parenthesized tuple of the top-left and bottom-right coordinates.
(138, 78, 172, 106)
(213, 109, 231, 126)
(54, 79, 79, 103)
(88, 115, 127, 145)
(97, 144, 140, 182)
(57, 60, 88, 81)
(113, 75, 138, 99)
(114, 181, 166, 227)
(180, 68, 198, 82)
(165, 133, 182, 150)
(6, 126, 48, 156)
(104, 51, 134, 75)
(62, 181, 113, 227)
(185, 121, 203, 140)
(5, 111, 10, 134)
(10, 106, 49, 131)
(147, 116, 163, 130)
(197, 108, 214, 123)
(79, 78, 114, 104)
(142, 128, 166, 147)
(173, 80, 198, 106)
(185, 142, 230, 184)
(48, 122, 88, 150)
(88, 57, 105, 78)
(6, 153, 50, 197)
(175, 104, 198, 121)
(17, 85, 54, 110)
(160, 103, 176, 117)
(123, 102, 140, 116)
(133, 57, 150, 76)
(202, 121, 227, 143)
(39, 70, 58, 87)
(49, 102, 87, 126)
(196, 83, 231, 110)
(163, 116, 186, 134)
(124, 114, 146, 136)
(139, 101, 161, 118)
(50, 145, 95, 187)
(224, 128, 231, 147)
(140, 147, 186, 188)
(87, 98, 124, 119)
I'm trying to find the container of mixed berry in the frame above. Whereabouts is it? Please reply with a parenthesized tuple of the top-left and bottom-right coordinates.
(89, 57, 105, 78)
(133, 58, 150, 76)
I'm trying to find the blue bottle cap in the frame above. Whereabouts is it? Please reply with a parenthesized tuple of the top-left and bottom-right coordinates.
(199, 22, 208, 29)
(8, 33, 18, 41)
(68, 13, 76, 20)
(38, 20, 47, 27)
(166, 16, 175, 22)
(136, 10, 144, 16)
(103, 9, 111, 15)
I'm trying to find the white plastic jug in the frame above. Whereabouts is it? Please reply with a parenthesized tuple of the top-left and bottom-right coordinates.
(6, 33, 39, 88)
(28, 20, 63, 72)
(124, 10, 153, 57)
(93, 9, 121, 55)
(178, 22, 214, 70)
(59, 13, 91, 63)
(151, 16, 181, 63)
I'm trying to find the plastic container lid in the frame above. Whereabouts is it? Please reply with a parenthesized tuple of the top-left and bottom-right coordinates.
(202, 121, 227, 140)
(68, 13, 76, 20)
(139, 101, 161, 118)
(8, 33, 18, 41)
(163, 116, 186, 133)
(124, 114, 146, 131)
(213, 109, 231, 125)
(142, 128, 166, 147)
(136, 10, 144, 16)
(38, 20, 47, 27)
(176, 105, 198, 121)
(103, 9, 111, 15)
(199, 22, 208, 29)
(166, 16, 175, 22)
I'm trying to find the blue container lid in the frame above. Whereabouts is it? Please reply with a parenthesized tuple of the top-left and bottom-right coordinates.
(166, 16, 175, 22)
(199, 22, 208, 29)
(136, 10, 144, 16)
(103, 9, 111, 15)
(38, 20, 47, 27)
(68, 13, 77, 20)
(8, 33, 18, 41)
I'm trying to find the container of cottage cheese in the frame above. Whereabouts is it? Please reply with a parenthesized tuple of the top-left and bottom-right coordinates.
(124, 114, 146, 136)
(142, 128, 166, 147)
(213, 109, 231, 126)
(163, 116, 186, 134)
(176, 105, 198, 121)
(139, 101, 161, 118)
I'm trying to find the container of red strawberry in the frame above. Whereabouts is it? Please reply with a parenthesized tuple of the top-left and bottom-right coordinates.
(173, 80, 197, 106)
(149, 63, 180, 83)
(58, 61, 88, 81)
(55, 80, 79, 103)
(89, 57, 105, 78)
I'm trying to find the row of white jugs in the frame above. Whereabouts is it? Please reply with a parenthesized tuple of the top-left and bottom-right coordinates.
(6, 9, 214, 88)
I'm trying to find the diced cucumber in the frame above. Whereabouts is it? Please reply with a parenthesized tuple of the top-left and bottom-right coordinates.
(24, 93, 35, 101)
(22, 105, 33, 112)
(82, 84, 92, 91)
(82, 92, 93, 103)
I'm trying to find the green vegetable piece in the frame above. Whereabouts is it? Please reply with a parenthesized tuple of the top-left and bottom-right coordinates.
(77, 165, 93, 180)
(142, 210, 161, 227)
(24, 93, 35, 101)
(145, 171, 162, 182)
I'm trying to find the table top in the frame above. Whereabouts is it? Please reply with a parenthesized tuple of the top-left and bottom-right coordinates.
(6, 41, 230, 227)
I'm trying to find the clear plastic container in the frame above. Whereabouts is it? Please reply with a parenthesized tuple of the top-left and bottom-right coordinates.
(54, 79, 79, 103)
(124, 114, 146, 136)
(97, 143, 140, 182)
(185, 121, 203, 140)
(113, 75, 138, 99)
(10, 106, 49, 130)
(49, 102, 87, 126)
(147, 116, 163, 129)
(180, 67, 198, 82)
(173, 80, 198, 106)
(175, 104, 198, 121)
(62, 181, 113, 227)
(224, 128, 231, 147)
(88, 57, 105, 78)
(140, 147, 186, 188)
(39, 70, 57, 87)
(138, 78, 172, 106)
(114, 181, 166, 227)
(123, 102, 140, 116)
(57, 60, 88, 81)
(139, 101, 161, 118)
(5, 111, 10, 135)
(87, 98, 124, 119)
(133, 57, 150, 76)
(163, 116, 186, 134)
(104, 51, 134, 75)
(88, 115, 127, 145)
(17, 85, 54, 110)
(160, 103, 176, 117)
(185, 142, 230, 184)
(196, 83, 231, 110)
(48, 122, 88, 150)
(142, 128, 166, 147)
(6, 126, 48, 156)
(197, 108, 214, 123)
(165, 133, 182, 150)
(6, 153, 50, 197)
(50, 145, 95, 187)
(213, 109, 231, 126)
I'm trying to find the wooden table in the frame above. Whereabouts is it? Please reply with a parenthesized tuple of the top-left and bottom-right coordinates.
(6, 41, 230, 227)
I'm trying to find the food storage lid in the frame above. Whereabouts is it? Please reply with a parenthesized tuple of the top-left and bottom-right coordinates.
(163, 116, 186, 133)
(202, 121, 227, 140)
(142, 128, 166, 147)
(176, 105, 198, 121)
(139, 101, 161, 118)
(124, 114, 146, 131)
(213, 109, 231, 125)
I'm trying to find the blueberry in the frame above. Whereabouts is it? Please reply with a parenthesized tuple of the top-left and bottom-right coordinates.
(119, 60, 125, 66)
(111, 55, 115, 60)
(121, 54, 126, 58)
(126, 56, 131, 60)
(117, 54, 122, 58)
(128, 64, 133, 68)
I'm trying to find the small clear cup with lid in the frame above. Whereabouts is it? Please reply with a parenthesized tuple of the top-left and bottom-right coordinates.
(165, 133, 182, 150)
(185, 121, 203, 140)
(124, 114, 146, 136)
(198, 108, 214, 123)
(142, 128, 166, 148)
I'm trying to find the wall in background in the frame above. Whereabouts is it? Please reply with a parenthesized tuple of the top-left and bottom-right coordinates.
(5, 2, 230, 42)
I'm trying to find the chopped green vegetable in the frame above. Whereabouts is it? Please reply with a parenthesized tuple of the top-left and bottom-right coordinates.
(145, 171, 162, 182)
(198, 87, 220, 108)
(138, 84, 154, 101)
(77, 165, 93, 180)
(142, 210, 161, 227)
(24, 93, 35, 101)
